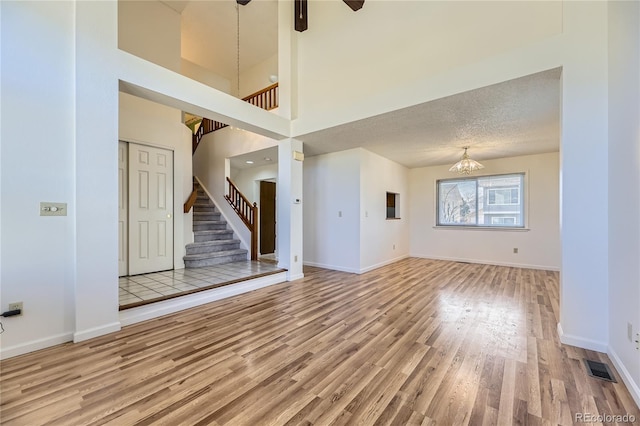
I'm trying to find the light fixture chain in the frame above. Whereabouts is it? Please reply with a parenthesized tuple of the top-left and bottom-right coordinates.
(237, 3, 240, 97)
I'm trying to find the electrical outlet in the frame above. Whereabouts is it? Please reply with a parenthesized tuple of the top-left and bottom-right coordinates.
(628, 322, 633, 342)
(8, 302, 23, 315)
(513, 248, 519, 254)
(393, 244, 396, 250)
(636, 333, 640, 350)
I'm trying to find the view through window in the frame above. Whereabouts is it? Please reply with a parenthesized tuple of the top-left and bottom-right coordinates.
(437, 173, 525, 227)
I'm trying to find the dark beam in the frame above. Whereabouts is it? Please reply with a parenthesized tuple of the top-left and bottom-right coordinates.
(343, 0, 364, 11)
(294, 0, 308, 32)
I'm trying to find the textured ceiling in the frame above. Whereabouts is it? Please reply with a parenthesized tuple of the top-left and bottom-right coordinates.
(297, 68, 561, 169)
(180, 0, 278, 80)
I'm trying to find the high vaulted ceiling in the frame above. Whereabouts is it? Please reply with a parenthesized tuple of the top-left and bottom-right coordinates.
(154, 1, 560, 170)
(176, 0, 278, 80)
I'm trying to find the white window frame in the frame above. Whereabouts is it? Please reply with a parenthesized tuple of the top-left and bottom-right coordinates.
(487, 187, 520, 206)
(490, 216, 517, 225)
(435, 172, 526, 229)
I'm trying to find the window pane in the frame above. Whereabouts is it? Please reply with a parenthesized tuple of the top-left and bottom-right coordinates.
(437, 173, 524, 228)
(438, 180, 477, 225)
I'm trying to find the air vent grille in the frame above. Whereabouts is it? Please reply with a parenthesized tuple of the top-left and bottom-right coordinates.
(584, 359, 616, 382)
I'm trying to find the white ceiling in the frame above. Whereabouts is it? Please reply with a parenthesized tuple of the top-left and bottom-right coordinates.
(230, 68, 560, 171)
(296, 68, 561, 169)
(230, 146, 279, 170)
(179, 0, 278, 80)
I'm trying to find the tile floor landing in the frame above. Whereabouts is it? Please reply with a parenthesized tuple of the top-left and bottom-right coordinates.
(119, 260, 285, 309)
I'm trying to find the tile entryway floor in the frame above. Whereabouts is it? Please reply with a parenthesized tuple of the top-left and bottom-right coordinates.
(119, 260, 285, 309)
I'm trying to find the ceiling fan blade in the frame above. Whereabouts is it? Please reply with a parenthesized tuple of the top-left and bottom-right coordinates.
(343, 0, 364, 11)
(295, 0, 308, 32)
(236, 0, 251, 5)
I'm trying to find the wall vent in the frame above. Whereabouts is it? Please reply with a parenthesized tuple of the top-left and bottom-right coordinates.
(584, 359, 616, 382)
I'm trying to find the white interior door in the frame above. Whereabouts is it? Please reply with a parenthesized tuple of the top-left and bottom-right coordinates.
(118, 141, 128, 276)
(128, 143, 174, 275)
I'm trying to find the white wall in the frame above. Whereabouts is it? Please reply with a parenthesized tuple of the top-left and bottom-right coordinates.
(181, 58, 231, 94)
(557, 1, 610, 353)
(303, 149, 361, 273)
(193, 127, 279, 255)
(233, 54, 278, 99)
(607, 0, 640, 406)
(292, 0, 562, 135)
(409, 153, 560, 270)
(1, 1, 77, 357)
(230, 163, 278, 204)
(119, 92, 193, 270)
(359, 149, 410, 272)
(118, 0, 181, 73)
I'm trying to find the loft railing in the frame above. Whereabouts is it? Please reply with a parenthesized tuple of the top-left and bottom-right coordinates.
(191, 83, 279, 154)
(225, 177, 258, 261)
(242, 82, 279, 111)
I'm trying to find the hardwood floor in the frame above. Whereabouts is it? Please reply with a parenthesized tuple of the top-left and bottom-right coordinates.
(1, 258, 638, 425)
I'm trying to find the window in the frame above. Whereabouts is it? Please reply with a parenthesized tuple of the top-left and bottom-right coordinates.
(437, 173, 524, 228)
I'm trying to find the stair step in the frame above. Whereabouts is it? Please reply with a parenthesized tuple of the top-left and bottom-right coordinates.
(194, 230, 234, 242)
(194, 207, 217, 214)
(183, 249, 248, 268)
(193, 220, 228, 231)
(185, 239, 241, 255)
(193, 212, 221, 221)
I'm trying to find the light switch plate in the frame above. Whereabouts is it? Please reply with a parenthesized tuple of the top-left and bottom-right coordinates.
(40, 202, 67, 216)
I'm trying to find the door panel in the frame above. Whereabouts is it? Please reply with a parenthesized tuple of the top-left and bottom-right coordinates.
(118, 142, 128, 276)
(129, 143, 174, 275)
(260, 180, 276, 254)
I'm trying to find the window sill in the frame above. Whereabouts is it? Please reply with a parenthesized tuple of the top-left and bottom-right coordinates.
(386, 217, 401, 220)
(433, 226, 530, 232)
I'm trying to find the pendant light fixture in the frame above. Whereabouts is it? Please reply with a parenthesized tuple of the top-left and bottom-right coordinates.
(449, 147, 484, 175)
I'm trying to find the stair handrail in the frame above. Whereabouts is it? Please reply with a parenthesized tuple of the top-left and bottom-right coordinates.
(224, 177, 258, 261)
(192, 83, 278, 154)
(241, 82, 279, 111)
(183, 183, 198, 213)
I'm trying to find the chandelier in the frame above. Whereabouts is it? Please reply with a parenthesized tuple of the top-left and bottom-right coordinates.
(449, 147, 484, 175)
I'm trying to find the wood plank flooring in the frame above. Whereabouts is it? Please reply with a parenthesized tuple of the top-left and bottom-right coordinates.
(1, 258, 638, 425)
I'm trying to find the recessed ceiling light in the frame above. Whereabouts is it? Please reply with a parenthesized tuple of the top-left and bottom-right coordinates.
(245, 160, 254, 164)
(264, 157, 272, 161)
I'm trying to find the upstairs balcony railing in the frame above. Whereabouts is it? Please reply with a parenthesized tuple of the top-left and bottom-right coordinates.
(192, 83, 279, 154)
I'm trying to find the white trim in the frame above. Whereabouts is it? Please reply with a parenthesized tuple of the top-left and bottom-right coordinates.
(557, 323, 609, 353)
(359, 254, 410, 274)
(608, 347, 640, 409)
(411, 254, 559, 272)
(1, 332, 73, 360)
(119, 272, 287, 326)
(194, 176, 250, 260)
(304, 255, 410, 275)
(287, 272, 305, 281)
(74, 322, 122, 343)
(433, 226, 530, 232)
(302, 261, 360, 274)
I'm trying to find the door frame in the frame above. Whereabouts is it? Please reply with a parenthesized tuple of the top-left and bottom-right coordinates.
(118, 140, 177, 276)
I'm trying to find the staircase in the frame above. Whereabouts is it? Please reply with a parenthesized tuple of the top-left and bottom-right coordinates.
(183, 183, 248, 268)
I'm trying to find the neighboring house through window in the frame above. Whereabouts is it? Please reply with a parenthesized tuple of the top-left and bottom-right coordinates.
(437, 173, 525, 228)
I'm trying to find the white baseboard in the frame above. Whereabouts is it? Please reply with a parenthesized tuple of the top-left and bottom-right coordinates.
(74, 322, 122, 343)
(302, 261, 360, 274)
(1, 332, 73, 360)
(608, 347, 640, 409)
(287, 272, 305, 281)
(120, 272, 287, 327)
(411, 254, 560, 271)
(557, 323, 609, 353)
(359, 254, 409, 274)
